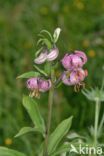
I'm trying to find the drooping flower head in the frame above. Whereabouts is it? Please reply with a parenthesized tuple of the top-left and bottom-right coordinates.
(26, 77, 52, 97)
(61, 50, 87, 70)
(62, 69, 88, 86)
(61, 68, 88, 91)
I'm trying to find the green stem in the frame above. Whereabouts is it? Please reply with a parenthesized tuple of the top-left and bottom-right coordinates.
(43, 69, 54, 156)
(94, 98, 100, 147)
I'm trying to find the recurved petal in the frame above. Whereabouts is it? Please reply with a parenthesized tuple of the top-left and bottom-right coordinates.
(61, 71, 72, 86)
(39, 79, 52, 92)
(26, 77, 39, 90)
(75, 50, 87, 64)
(34, 52, 47, 64)
(47, 48, 59, 61)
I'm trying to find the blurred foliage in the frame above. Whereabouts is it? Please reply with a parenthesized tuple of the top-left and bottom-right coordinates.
(0, 0, 104, 155)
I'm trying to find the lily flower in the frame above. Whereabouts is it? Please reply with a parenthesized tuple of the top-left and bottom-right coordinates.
(39, 79, 52, 92)
(26, 77, 52, 97)
(61, 68, 88, 91)
(61, 51, 87, 70)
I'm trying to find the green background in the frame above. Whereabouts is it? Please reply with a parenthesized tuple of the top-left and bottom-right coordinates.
(0, 0, 104, 155)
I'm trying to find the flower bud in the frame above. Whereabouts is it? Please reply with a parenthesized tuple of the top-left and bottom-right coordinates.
(27, 78, 39, 90)
(47, 48, 59, 61)
(39, 79, 52, 92)
(34, 52, 47, 64)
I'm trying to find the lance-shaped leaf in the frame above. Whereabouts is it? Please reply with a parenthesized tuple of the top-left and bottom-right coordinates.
(33, 65, 48, 77)
(0, 147, 26, 156)
(51, 143, 71, 156)
(17, 71, 40, 79)
(15, 126, 44, 138)
(23, 96, 45, 134)
(40, 30, 53, 42)
(53, 28, 61, 43)
(48, 116, 73, 155)
(35, 47, 43, 57)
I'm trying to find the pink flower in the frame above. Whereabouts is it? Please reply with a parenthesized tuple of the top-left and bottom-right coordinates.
(47, 48, 59, 61)
(34, 48, 59, 64)
(26, 77, 52, 97)
(62, 68, 88, 86)
(27, 78, 39, 90)
(34, 51, 47, 64)
(75, 50, 87, 65)
(39, 79, 52, 92)
(61, 51, 87, 70)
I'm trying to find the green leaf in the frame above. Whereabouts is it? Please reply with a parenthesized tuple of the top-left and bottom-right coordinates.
(15, 126, 44, 138)
(48, 116, 73, 155)
(40, 30, 53, 42)
(33, 65, 48, 77)
(42, 38, 52, 49)
(67, 132, 83, 140)
(23, 96, 45, 134)
(17, 71, 40, 79)
(0, 147, 26, 156)
(53, 28, 61, 43)
(44, 62, 51, 75)
(52, 143, 71, 156)
(35, 47, 43, 57)
(98, 113, 104, 137)
(37, 38, 44, 46)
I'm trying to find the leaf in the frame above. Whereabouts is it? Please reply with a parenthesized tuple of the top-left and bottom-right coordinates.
(48, 116, 73, 155)
(37, 38, 44, 46)
(53, 28, 61, 43)
(23, 96, 45, 134)
(0, 147, 26, 156)
(17, 71, 40, 79)
(33, 65, 48, 77)
(15, 126, 44, 138)
(51, 143, 71, 156)
(40, 30, 53, 41)
(67, 132, 83, 140)
(52, 142, 87, 156)
(42, 38, 52, 49)
(44, 62, 51, 75)
(38, 142, 44, 156)
(98, 113, 104, 137)
(35, 47, 43, 57)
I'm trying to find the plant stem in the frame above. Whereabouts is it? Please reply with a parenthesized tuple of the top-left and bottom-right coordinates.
(43, 69, 54, 156)
(94, 98, 100, 146)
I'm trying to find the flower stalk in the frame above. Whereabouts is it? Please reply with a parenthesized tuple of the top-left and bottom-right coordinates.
(94, 98, 100, 146)
(43, 69, 55, 156)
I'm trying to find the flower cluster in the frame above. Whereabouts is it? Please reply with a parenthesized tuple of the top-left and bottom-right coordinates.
(25, 28, 88, 97)
(26, 48, 59, 97)
(61, 51, 88, 91)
